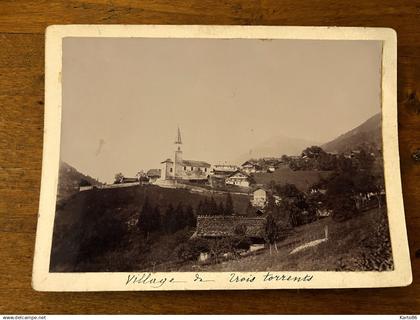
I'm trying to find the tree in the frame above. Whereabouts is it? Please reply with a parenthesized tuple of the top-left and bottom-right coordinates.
(268, 180, 276, 193)
(354, 149, 375, 170)
(281, 154, 290, 163)
(137, 197, 154, 239)
(174, 203, 185, 231)
(218, 201, 226, 216)
(184, 204, 196, 228)
(337, 155, 353, 173)
(151, 205, 161, 232)
(246, 201, 254, 216)
(79, 179, 92, 187)
(225, 192, 234, 215)
(265, 214, 279, 254)
(162, 203, 175, 234)
(302, 146, 326, 159)
(275, 183, 303, 199)
(114, 172, 124, 184)
(325, 173, 357, 221)
(196, 200, 203, 215)
(209, 197, 218, 215)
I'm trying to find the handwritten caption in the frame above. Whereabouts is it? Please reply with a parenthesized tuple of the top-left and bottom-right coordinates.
(125, 272, 314, 288)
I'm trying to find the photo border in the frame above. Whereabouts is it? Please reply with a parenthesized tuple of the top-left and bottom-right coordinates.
(32, 25, 412, 291)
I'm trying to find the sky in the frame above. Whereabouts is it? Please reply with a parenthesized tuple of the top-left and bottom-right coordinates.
(61, 37, 382, 183)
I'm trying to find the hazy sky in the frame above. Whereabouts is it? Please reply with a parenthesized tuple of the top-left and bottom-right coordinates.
(61, 37, 382, 183)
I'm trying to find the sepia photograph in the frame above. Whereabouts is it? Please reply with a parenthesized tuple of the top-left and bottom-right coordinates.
(33, 25, 411, 291)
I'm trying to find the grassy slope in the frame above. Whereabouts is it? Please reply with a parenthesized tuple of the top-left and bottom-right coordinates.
(180, 207, 392, 272)
(253, 166, 332, 192)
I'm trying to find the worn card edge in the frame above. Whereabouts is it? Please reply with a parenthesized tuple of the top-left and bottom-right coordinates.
(32, 25, 412, 291)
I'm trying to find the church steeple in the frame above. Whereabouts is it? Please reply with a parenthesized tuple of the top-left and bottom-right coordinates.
(175, 126, 182, 151)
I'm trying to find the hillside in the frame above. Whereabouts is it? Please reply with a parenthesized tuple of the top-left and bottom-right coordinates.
(50, 184, 250, 272)
(57, 161, 101, 202)
(322, 113, 382, 153)
(253, 166, 332, 192)
(180, 207, 392, 272)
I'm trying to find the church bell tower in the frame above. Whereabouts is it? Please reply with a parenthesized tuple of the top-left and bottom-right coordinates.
(174, 126, 183, 178)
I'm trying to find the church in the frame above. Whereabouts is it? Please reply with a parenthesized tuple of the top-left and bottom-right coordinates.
(160, 127, 211, 182)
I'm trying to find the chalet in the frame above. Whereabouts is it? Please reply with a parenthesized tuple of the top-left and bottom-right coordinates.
(121, 177, 139, 183)
(252, 188, 267, 207)
(240, 161, 262, 174)
(115, 175, 139, 184)
(146, 169, 161, 183)
(225, 171, 251, 188)
(212, 164, 238, 175)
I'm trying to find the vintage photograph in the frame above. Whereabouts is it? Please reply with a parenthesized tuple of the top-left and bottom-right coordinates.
(48, 34, 394, 275)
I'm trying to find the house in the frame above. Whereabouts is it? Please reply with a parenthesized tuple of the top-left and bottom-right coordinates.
(212, 164, 238, 175)
(317, 208, 332, 218)
(252, 188, 267, 207)
(309, 187, 327, 195)
(225, 171, 251, 188)
(240, 161, 262, 174)
(121, 177, 139, 183)
(160, 127, 211, 182)
(146, 169, 161, 183)
(273, 195, 282, 205)
(79, 185, 93, 192)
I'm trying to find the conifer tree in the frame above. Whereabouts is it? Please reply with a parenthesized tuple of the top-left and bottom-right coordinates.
(185, 204, 196, 227)
(196, 200, 203, 215)
(225, 192, 234, 215)
(210, 197, 218, 215)
(151, 205, 161, 232)
(138, 196, 153, 239)
(218, 201, 225, 216)
(163, 203, 175, 234)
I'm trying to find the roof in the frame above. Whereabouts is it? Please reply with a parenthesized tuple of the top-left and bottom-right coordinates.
(181, 159, 211, 168)
(227, 170, 250, 179)
(213, 164, 238, 169)
(212, 169, 235, 175)
(122, 177, 138, 183)
(241, 160, 257, 166)
(196, 216, 266, 238)
(161, 158, 173, 164)
(147, 169, 161, 177)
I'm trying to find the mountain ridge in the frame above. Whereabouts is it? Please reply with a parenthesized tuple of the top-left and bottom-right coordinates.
(321, 113, 382, 153)
(57, 161, 102, 202)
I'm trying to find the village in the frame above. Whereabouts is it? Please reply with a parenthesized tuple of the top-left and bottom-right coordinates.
(71, 127, 386, 267)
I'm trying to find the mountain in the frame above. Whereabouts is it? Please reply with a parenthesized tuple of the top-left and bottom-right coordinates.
(57, 161, 102, 202)
(235, 135, 319, 164)
(322, 113, 382, 154)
